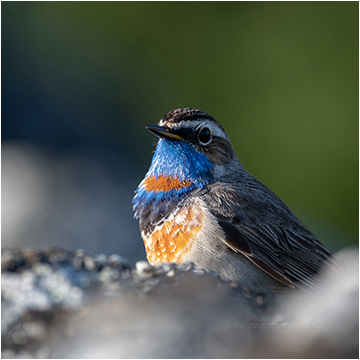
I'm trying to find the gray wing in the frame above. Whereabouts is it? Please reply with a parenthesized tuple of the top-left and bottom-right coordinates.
(200, 178, 333, 293)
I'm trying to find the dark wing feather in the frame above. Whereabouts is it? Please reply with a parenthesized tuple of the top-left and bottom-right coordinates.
(246, 256, 295, 287)
(201, 178, 333, 293)
(218, 220, 294, 287)
(218, 220, 252, 255)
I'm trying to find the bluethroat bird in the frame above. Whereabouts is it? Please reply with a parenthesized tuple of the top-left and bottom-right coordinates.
(133, 108, 333, 294)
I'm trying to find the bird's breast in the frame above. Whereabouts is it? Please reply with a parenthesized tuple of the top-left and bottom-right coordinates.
(143, 175, 193, 192)
(143, 203, 203, 265)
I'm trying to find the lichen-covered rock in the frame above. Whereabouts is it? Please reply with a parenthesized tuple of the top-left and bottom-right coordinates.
(1, 247, 358, 358)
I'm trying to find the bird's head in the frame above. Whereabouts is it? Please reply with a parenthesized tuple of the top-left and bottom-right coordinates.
(147, 108, 241, 179)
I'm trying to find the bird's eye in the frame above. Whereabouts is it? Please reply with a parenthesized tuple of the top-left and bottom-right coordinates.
(198, 127, 212, 145)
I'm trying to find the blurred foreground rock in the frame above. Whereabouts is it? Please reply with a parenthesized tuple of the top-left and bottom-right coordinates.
(2, 247, 359, 358)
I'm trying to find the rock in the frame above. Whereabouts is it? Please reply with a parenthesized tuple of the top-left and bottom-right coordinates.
(1, 247, 358, 358)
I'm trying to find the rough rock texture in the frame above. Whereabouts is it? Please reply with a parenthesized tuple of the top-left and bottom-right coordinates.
(1, 247, 359, 358)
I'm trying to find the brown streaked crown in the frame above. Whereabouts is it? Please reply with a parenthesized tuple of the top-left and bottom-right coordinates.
(159, 108, 218, 126)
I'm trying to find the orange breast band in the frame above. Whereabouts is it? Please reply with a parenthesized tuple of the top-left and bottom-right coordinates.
(144, 206, 202, 264)
(143, 175, 192, 192)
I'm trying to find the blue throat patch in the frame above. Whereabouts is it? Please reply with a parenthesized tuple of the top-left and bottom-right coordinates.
(133, 139, 213, 224)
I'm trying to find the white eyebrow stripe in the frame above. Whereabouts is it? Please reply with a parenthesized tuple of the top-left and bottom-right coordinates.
(160, 120, 228, 139)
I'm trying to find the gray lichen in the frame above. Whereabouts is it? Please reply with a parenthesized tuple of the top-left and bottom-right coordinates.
(1, 247, 358, 358)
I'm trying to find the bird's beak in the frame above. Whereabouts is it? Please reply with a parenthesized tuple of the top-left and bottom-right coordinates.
(145, 125, 183, 140)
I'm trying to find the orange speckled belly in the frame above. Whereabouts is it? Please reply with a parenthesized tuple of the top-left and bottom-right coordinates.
(144, 205, 203, 265)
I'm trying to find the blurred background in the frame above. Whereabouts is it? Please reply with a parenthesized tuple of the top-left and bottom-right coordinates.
(2, 2, 358, 264)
